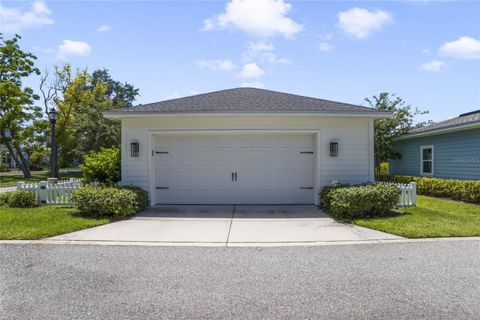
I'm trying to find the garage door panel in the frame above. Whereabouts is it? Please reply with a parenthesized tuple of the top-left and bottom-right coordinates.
(215, 136, 234, 148)
(233, 152, 255, 167)
(253, 152, 274, 167)
(213, 152, 233, 167)
(237, 136, 254, 148)
(155, 134, 314, 204)
(277, 170, 313, 187)
(255, 136, 274, 148)
(253, 170, 274, 186)
(193, 152, 213, 167)
(192, 136, 214, 148)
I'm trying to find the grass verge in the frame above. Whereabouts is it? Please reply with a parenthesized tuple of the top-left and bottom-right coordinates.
(0, 206, 110, 240)
(354, 196, 480, 238)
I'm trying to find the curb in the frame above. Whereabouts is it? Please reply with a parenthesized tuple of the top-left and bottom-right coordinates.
(1, 237, 479, 248)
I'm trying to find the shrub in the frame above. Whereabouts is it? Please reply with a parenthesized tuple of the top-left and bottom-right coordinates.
(72, 186, 148, 217)
(377, 175, 480, 204)
(81, 146, 120, 186)
(0, 192, 11, 206)
(28, 149, 49, 171)
(119, 186, 149, 212)
(320, 184, 400, 220)
(0, 164, 10, 172)
(1, 191, 37, 208)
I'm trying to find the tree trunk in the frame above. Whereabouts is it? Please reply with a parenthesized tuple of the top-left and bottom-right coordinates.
(4, 141, 32, 179)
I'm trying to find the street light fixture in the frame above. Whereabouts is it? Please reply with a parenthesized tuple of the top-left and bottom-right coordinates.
(47, 108, 59, 178)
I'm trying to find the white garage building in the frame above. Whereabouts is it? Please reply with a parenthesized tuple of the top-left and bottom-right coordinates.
(103, 88, 391, 205)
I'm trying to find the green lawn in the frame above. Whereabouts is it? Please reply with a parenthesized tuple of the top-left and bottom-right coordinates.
(0, 206, 110, 240)
(0, 170, 81, 187)
(354, 196, 480, 238)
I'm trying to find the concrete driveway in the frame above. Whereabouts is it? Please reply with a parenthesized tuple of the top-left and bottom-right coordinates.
(50, 205, 401, 244)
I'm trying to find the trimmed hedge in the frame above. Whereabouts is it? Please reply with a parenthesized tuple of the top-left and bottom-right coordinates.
(320, 184, 400, 220)
(119, 186, 150, 211)
(72, 186, 149, 217)
(0, 191, 37, 208)
(377, 175, 480, 204)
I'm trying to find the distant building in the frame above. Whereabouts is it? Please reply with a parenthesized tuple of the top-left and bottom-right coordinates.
(390, 110, 480, 180)
(0, 144, 17, 170)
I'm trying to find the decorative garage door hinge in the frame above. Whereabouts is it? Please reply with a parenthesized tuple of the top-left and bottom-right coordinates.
(299, 187, 314, 189)
(156, 187, 169, 190)
(300, 151, 314, 154)
(153, 150, 169, 156)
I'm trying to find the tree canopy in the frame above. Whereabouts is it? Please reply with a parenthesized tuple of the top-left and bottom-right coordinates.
(0, 34, 42, 178)
(40, 65, 139, 166)
(365, 92, 428, 176)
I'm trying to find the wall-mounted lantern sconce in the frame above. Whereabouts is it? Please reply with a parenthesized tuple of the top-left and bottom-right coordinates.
(131, 142, 139, 157)
(329, 142, 338, 157)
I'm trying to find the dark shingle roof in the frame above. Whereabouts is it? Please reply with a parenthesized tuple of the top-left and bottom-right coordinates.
(104, 87, 389, 115)
(407, 110, 480, 135)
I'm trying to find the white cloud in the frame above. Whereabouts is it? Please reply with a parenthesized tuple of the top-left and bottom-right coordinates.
(97, 24, 112, 32)
(242, 41, 290, 64)
(438, 36, 480, 60)
(318, 42, 333, 52)
(57, 40, 92, 59)
(0, 0, 53, 33)
(241, 81, 265, 88)
(239, 63, 265, 78)
(337, 8, 392, 39)
(195, 59, 236, 71)
(421, 60, 445, 72)
(202, 0, 303, 39)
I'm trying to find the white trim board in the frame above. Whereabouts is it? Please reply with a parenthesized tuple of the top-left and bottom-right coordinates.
(104, 112, 392, 120)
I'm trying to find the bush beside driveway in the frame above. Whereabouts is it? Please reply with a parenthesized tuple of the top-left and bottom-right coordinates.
(354, 196, 480, 238)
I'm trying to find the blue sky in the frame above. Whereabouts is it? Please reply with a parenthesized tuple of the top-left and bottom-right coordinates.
(1, 0, 479, 123)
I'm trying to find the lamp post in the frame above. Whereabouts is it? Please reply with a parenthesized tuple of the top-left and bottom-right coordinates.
(47, 108, 59, 178)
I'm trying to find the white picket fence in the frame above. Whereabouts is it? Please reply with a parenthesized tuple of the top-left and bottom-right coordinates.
(17, 178, 83, 205)
(381, 182, 417, 206)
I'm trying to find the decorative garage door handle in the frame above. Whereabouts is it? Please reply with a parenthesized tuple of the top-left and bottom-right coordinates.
(232, 172, 234, 182)
(235, 172, 237, 182)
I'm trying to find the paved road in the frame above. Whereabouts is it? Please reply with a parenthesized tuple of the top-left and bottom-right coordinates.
(1, 241, 479, 320)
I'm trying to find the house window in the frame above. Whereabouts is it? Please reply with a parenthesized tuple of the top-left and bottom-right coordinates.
(421, 145, 434, 175)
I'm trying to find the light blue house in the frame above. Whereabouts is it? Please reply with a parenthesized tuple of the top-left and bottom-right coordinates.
(390, 110, 480, 180)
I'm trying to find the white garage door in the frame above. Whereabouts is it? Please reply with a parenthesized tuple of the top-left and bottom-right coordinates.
(155, 134, 315, 204)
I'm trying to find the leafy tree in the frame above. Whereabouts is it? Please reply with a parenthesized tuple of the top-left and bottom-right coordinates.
(91, 69, 139, 108)
(365, 92, 428, 177)
(40, 66, 139, 166)
(0, 34, 42, 178)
